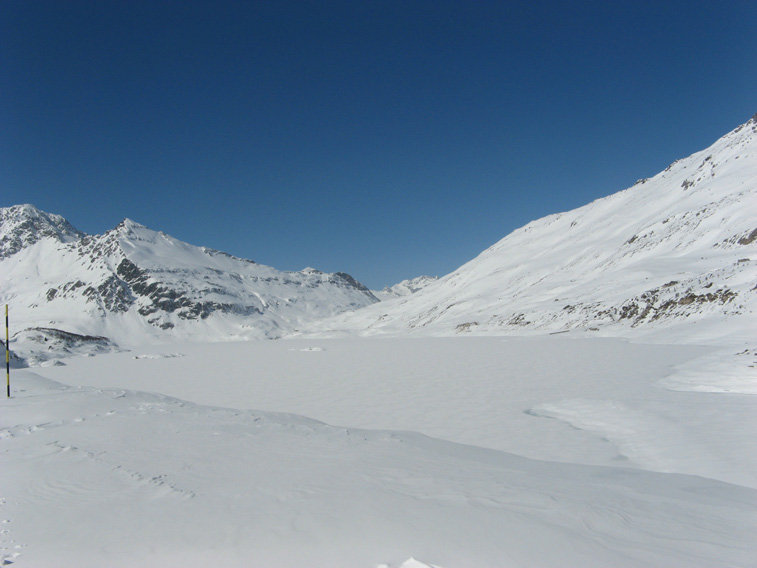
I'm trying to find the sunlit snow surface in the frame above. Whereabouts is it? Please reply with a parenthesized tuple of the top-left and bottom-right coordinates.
(3, 337, 755, 567)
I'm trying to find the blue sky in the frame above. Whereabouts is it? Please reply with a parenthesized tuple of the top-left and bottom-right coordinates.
(2, 1, 755, 289)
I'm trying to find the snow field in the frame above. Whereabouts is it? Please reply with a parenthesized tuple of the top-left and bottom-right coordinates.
(40, 336, 757, 488)
(2, 365, 755, 567)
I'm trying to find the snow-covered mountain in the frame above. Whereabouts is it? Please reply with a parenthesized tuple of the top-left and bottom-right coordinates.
(0, 206, 378, 359)
(306, 115, 757, 344)
(372, 275, 439, 300)
(4, 115, 756, 364)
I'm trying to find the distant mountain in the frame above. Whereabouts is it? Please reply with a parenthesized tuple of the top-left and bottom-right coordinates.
(304, 115, 757, 344)
(0, 205, 378, 363)
(372, 275, 439, 301)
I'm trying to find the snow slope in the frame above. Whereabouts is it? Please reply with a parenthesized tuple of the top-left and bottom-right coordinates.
(305, 116, 757, 345)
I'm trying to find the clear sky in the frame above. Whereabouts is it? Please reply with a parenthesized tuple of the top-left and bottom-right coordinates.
(2, 1, 755, 289)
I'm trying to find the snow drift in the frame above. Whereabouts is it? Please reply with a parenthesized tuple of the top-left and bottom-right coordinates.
(2, 368, 754, 567)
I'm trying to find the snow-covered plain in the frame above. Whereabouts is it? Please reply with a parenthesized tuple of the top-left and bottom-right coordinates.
(2, 336, 755, 567)
(36, 336, 756, 487)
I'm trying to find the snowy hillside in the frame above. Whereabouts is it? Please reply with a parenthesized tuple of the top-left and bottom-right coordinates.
(0, 206, 377, 360)
(307, 116, 757, 344)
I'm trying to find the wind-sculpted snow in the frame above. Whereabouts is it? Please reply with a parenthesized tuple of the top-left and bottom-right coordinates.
(2, 368, 755, 567)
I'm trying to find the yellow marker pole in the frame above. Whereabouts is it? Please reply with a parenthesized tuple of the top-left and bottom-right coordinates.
(5, 304, 9, 398)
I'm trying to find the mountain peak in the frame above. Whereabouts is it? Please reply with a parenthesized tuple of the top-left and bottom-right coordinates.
(374, 275, 440, 300)
(13, 203, 42, 215)
(0, 203, 86, 259)
(114, 218, 150, 234)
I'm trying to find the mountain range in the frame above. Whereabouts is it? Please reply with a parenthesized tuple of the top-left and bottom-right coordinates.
(0, 205, 378, 363)
(2, 115, 755, 364)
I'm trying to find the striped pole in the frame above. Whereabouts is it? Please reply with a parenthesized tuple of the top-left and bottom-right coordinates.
(5, 304, 9, 398)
